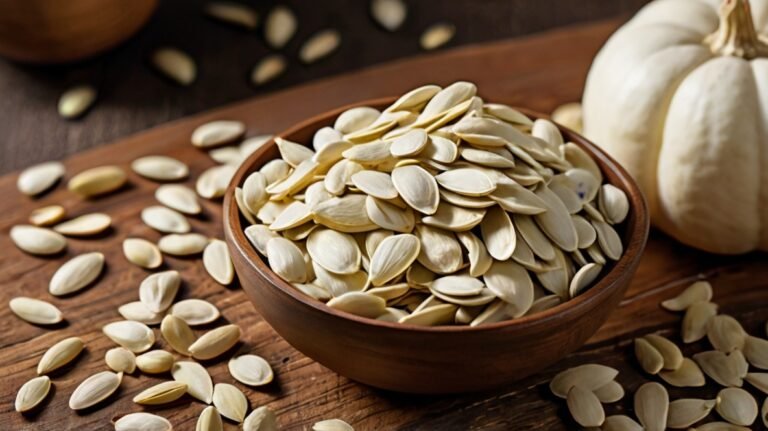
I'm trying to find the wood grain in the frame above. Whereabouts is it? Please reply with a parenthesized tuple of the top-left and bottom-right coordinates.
(1, 19, 766, 430)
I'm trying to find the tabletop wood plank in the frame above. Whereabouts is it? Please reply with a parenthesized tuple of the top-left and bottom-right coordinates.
(2, 19, 766, 430)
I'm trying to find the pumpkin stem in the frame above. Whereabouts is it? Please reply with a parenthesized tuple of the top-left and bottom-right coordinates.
(706, 0, 768, 58)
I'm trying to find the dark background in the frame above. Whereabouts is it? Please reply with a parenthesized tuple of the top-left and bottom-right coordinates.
(0, 0, 648, 174)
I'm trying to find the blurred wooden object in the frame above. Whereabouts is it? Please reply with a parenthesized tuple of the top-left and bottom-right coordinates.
(0, 0, 157, 63)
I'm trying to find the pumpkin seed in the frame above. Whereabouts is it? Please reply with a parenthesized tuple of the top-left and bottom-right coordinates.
(313, 263, 368, 297)
(15, 375, 51, 413)
(131, 155, 189, 181)
(141, 205, 190, 233)
(172, 361, 213, 404)
(431, 275, 484, 297)
(300, 29, 340, 63)
(252, 54, 287, 86)
(367, 234, 420, 286)
(415, 225, 462, 274)
(133, 381, 188, 405)
(156, 184, 201, 215)
(660, 357, 706, 387)
(49, 252, 104, 296)
(306, 229, 361, 275)
(593, 380, 624, 403)
(105, 347, 136, 373)
(123, 238, 163, 269)
(744, 373, 768, 393)
(420, 22, 455, 50)
(716, 387, 757, 426)
(267, 237, 308, 283)
(206, 146, 242, 165)
(435, 168, 495, 197)
(569, 263, 602, 297)
(422, 201, 485, 232)
(390, 129, 428, 157)
(514, 214, 556, 261)
(534, 185, 578, 251)
(245, 224, 278, 254)
(9, 297, 63, 325)
(152, 47, 196, 85)
(592, 219, 623, 260)
(212, 383, 248, 422)
(136, 350, 175, 374)
(197, 406, 223, 431)
(118, 301, 164, 325)
(243, 406, 278, 431)
(10, 225, 67, 255)
(205, 1, 258, 29)
(684, 301, 719, 343)
(634, 382, 668, 431)
(114, 412, 172, 431)
(707, 314, 746, 353)
(139, 270, 181, 313)
(644, 333, 684, 370)
(37, 337, 84, 374)
(68, 165, 127, 197)
(327, 292, 386, 318)
(161, 314, 196, 355)
(602, 415, 643, 431)
(635, 337, 664, 375)
(694, 350, 746, 387)
(313, 195, 376, 232)
(399, 303, 457, 326)
(480, 206, 515, 260)
(228, 354, 273, 387)
(365, 196, 416, 232)
(456, 231, 492, 277)
(371, 0, 406, 31)
(662, 281, 714, 312)
(158, 233, 209, 256)
(550, 364, 619, 398)
(566, 385, 605, 427)
(599, 184, 629, 224)
(192, 120, 246, 148)
(29, 205, 66, 226)
(170, 299, 220, 326)
(483, 260, 533, 316)
(744, 336, 768, 369)
(203, 239, 235, 285)
(391, 165, 440, 214)
(197, 164, 237, 198)
(276, 137, 314, 167)
(188, 324, 241, 360)
(351, 171, 397, 200)
(693, 422, 750, 430)
(264, 5, 296, 49)
(313, 419, 354, 431)
(259, 158, 291, 185)
(68, 370, 122, 410)
(17, 161, 65, 196)
(58, 85, 96, 119)
(103, 320, 155, 353)
(667, 398, 716, 429)
(489, 181, 546, 214)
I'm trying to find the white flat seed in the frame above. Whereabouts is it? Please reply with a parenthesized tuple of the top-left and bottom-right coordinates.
(205, 1, 258, 28)
(133, 381, 188, 405)
(118, 301, 164, 325)
(192, 120, 245, 148)
(68, 370, 122, 410)
(593, 380, 624, 403)
(480, 206, 516, 260)
(213, 383, 248, 423)
(252, 54, 287, 86)
(188, 324, 241, 360)
(259, 158, 291, 185)
(114, 412, 172, 431)
(635, 337, 664, 375)
(307, 229, 361, 275)
(482, 260, 533, 317)
(592, 219, 623, 260)
(683, 301, 718, 343)
(707, 315, 746, 353)
(602, 415, 643, 431)
(327, 292, 386, 318)
(29, 205, 66, 226)
(142, 205, 191, 233)
(534, 185, 578, 252)
(365, 196, 416, 233)
(514, 214, 556, 261)
(456, 231, 492, 277)
(312, 194, 377, 232)
(58, 85, 96, 119)
(716, 387, 757, 426)
(694, 350, 745, 387)
(659, 357, 706, 387)
(351, 170, 398, 200)
(9, 297, 63, 325)
(368, 234, 420, 286)
(744, 336, 768, 369)
(53, 212, 111, 236)
(422, 201, 485, 232)
(420, 22, 455, 50)
(105, 347, 136, 373)
(197, 406, 223, 431)
(435, 168, 495, 197)
(550, 364, 619, 398)
(156, 184, 201, 215)
(103, 320, 155, 353)
(245, 224, 278, 255)
(313, 419, 354, 431)
(599, 183, 629, 224)
(139, 270, 181, 313)
(269, 201, 312, 231)
(152, 47, 196, 85)
(635, 382, 668, 431)
(17, 161, 65, 196)
(161, 314, 196, 355)
(170, 299, 220, 326)
(390, 129, 428, 157)
(15, 375, 51, 413)
(68, 165, 127, 197)
(300, 29, 341, 64)
(123, 238, 163, 269)
(10, 225, 67, 255)
(644, 333, 684, 370)
(229, 354, 274, 387)
(136, 350, 175, 374)
(131, 155, 189, 181)
(489, 181, 547, 214)
(264, 5, 296, 48)
(197, 164, 238, 198)
(49, 252, 104, 296)
(667, 398, 716, 429)
(566, 385, 605, 428)
(243, 406, 278, 431)
(158, 233, 209, 256)
(172, 361, 213, 404)
(400, 303, 457, 326)
(371, 0, 406, 31)
(203, 239, 235, 285)
(415, 225, 462, 274)
(267, 237, 308, 283)
(37, 337, 84, 374)
(662, 281, 713, 312)
(209, 145, 243, 165)
(391, 165, 440, 215)
(569, 263, 602, 297)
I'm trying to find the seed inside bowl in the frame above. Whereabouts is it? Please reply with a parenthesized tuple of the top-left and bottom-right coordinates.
(234, 81, 629, 326)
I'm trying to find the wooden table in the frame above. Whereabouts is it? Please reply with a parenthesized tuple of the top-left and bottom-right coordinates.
(2, 19, 767, 430)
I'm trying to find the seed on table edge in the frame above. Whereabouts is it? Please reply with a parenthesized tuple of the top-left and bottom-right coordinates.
(67, 165, 127, 197)
(131, 155, 189, 181)
(197, 405, 223, 431)
(659, 358, 706, 387)
(170, 299, 220, 326)
(229, 355, 274, 387)
(135, 350, 175, 374)
(152, 47, 196, 86)
(252, 54, 287, 86)
(58, 85, 96, 119)
(716, 387, 758, 426)
(593, 380, 624, 403)
(634, 382, 668, 431)
(29, 205, 66, 226)
(68, 370, 122, 410)
(9, 297, 63, 325)
(37, 337, 84, 375)
(123, 238, 163, 269)
(313, 419, 354, 431)
(53, 212, 111, 236)
(105, 347, 136, 374)
(133, 381, 188, 405)
(161, 314, 196, 355)
(172, 361, 213, 404)
(299, 29, 341, 64)
(188, 324, 241, 360)
(15, 376, 51, 413)
(191, 120, 245, 148)
(243, 406, 278, 431)
(203, 239, 235, 285)
(103, 320, 156, 353)
(264, 5, 297, 49)
(566, 385, 605, 427)
(17, 161, 65, 196)
(114, 412, 172, 431)
(667, 398, 716, 429)
(420, 22, 455, 50)
(10, 225, 67, 255)
(212, 383, 248, 423)
(49, 251, 105, 296)
(204, 1, 258, 29)
(549, 364, 619, 398)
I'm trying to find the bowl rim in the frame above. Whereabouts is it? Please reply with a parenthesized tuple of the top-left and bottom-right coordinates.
(223, 96, 650, 334)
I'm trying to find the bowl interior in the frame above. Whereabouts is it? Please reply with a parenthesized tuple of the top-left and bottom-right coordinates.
(224, 96, 649, 333)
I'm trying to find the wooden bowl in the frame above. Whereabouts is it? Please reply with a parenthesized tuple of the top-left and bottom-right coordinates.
(223, 97, 649, 394)
(0, 0, 157, 63)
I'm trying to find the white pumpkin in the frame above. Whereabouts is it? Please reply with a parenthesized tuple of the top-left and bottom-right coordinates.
(583, 0, 768, 254)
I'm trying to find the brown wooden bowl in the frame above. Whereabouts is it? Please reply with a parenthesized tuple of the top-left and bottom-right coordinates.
(223, 97, 649, 394)
(0, 0, 157, 63)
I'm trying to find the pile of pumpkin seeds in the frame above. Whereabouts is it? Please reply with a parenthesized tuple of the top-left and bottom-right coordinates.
(10, 116, 358, 430)
(58, 0, 455, 120)
(551, 280, 768, 429)
(233, 81, 629, 326)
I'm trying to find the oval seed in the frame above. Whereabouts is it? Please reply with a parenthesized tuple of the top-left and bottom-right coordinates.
(744, 336, 768, 369)
(152, 47, 196, 86)
(105, 347, 136, 373)
(593, 380, 624, 403)
(480, 206, 515, 260)
(229, 354, 274, 387)
(103, 320, 155, 353)
(172, 361, 213, 404)
(203, 239, 235, 285)
(17, 161, 65, 196)
(244, 406, 278, 431)
(661, 281, 713, 312)
(264, 5, 296, 49)
(197, 164, 237, 198)
(58, 85, 96, 119)
(566, 385, 604, 427)
(368, 234, 420, 286)
(140, 270, 181, 313)
(141, 205, 190, 233)
(213, 383, 248, 423)
(37, 337, 84, 375)
(205, 1, 258, 28)
(694, 350, 745, 387)
(29, 205, 66, 226)
(431, 275, 484, 297)
(170, 299, 220, 326)
(602, 415, 642, 431)
(115, 413, 172, 431)
(482, 260, 533, 317)
(133, 381, 188, 405)
(15, 375, 51, 413)
(300, 29, 341, 64)
(644, 333, 684, 370)
(716, 387, 757, 426)
(156, 184, 200, 215)
(549, 364, 619, 398)
(188, 324, 241, 360)
(53, 213, 111, 236)
(420, 22, 455, 50)
(123, 238, 163, 269)
(599, 183, 629, 224)
(391, 165, 440, 215)
(118, 301, 164, 325)
(132, 155, 189, 181)
(327, 292, 386, 318)
(252, 54, 287, 86)
(197, 406, 223, 431)
(371, 0, 406, 31)
(161, 314, 196, 355)
(635, 337, 664, 375)
(267, 237, 308, 283)
(659, 358, 706, 387)
(9, 297, 63, 325)
(68, 371, 122, 410)
(68, 165, 127, 197)
(158, 233, 209, 256)
(435, 168, 495, 197)
(10, 225, 66, 255)
(415, 225, 462, 274)
(667, 398, 716, 429)
(707, 314, 746, 353)
(49, 252, 104, 296)
(306, 229, 361, 275)
(634, 382, 668, 431)
(683, 301, 718, 343)
(136, 350, 175, 374)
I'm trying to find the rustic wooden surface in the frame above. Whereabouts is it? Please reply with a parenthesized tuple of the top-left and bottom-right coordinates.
(1, 19, 767, 430)
(0, 0, 649, 175)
